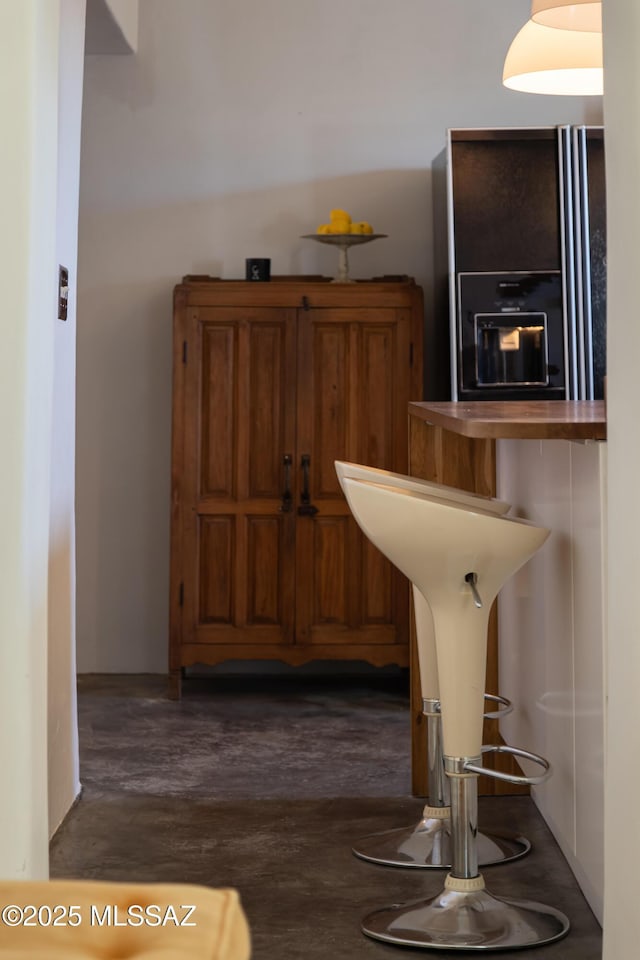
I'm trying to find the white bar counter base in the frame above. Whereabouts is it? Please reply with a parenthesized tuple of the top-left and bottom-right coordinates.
(497, 436, 606, 926)
(408, 401, 606, 925)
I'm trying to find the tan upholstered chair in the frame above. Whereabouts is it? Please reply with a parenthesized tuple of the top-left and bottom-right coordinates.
(0, 879, 251, 959)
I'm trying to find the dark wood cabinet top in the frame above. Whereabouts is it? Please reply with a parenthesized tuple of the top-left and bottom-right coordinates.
(174, 276, 422, 310)
(175, 276, 421, 309)
(408, 400, 607, 440)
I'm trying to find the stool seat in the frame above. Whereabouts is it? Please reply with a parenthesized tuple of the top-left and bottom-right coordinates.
(335, 460, 511, 704)
(340, 478, 549, 759)
(335, 460, 511, 518)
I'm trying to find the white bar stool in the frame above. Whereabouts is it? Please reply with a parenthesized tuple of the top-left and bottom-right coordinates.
(335, 461, 529, 869)
(340, 477, 570, 951)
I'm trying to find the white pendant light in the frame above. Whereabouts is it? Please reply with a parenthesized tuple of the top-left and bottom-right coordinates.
(531, 0, 602, 32)
(503, 19, 603, 96)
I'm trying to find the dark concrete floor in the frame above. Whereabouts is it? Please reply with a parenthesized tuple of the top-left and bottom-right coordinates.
(51, 673, 602, 959)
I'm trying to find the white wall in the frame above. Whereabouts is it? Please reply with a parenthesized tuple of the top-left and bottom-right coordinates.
(0, 0, 60, 878)
(48, 0, 86, 837)
(497, 438, 606, 923)
(85, 0, 138, 54)
(602, 2, 640, 957)
(76, 0, 600, 673)
(104, 0, 138, 50)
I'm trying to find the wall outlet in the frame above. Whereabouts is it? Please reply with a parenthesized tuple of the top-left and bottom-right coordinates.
(58, 265, 69, 321)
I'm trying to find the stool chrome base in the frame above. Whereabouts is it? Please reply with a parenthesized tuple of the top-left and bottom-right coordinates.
(361, 886, 570, 951)
(352, 817, 530, 869)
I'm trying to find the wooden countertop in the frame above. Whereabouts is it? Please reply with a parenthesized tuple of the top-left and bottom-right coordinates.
(408, 401, 607, 441)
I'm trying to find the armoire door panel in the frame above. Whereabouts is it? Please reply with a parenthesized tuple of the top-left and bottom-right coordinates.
(247, 323, 286, 499)
(311, 323, 349, 499)
(198, 516, 234, 624)
(358, 324, 396, 469)
(361, 537, 393, 624)
(294, 306, 414, 647)
(200, 325, 236, 498)
(246, 516, 282, 625)
(183, 305, 297, 650)
(312, 517, 348, 624)
(195, 509, 294, 642)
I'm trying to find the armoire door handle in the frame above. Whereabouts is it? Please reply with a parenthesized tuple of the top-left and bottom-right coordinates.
(280, 454, 293, 513)
(298, 454, 318, 517)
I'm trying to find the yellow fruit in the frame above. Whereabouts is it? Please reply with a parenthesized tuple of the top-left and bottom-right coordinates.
(327, 220, 350, 234)
(316, 224, 331, 234)
(330, 208, 351, 225)
(350, 221, 374, 235)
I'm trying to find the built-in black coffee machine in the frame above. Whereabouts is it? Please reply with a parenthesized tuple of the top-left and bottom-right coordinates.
(432, 126, 606, 401)
(457, 270, 565, 401)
